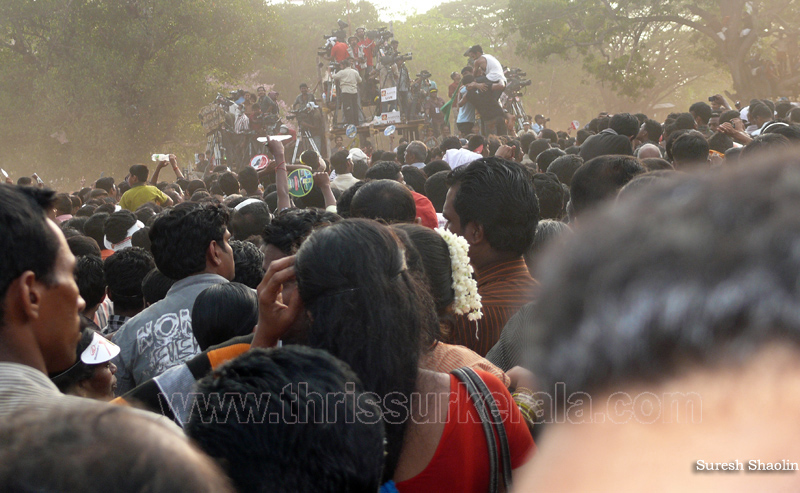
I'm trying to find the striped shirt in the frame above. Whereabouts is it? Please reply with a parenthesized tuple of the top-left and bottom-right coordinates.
(420, 342, 511, 387)
(235, 112, 250, 134)
(445, 258, 538, 357)
(0, 362, 99, 418)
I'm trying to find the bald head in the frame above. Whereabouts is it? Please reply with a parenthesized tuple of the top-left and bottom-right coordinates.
(636, 143, 662, 159)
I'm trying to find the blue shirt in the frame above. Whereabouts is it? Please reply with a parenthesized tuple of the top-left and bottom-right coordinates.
(457, 86, 475, 124)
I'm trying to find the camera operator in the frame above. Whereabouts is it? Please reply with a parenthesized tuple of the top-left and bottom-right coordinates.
(424, 88, 446, 137)
(330, 31, 349, 64)
(234, 105, 250, 134)
(296, 103, 324, 152)
(463, 44, 507, 135)
(347, 36, 365, 72)
(257, 86, 278, 116)
(532, 114, 548, 134)
(396, 56, 412, 121)
(293, 83, 316, 110)
(332, 59, 362, 126)
(247, 103, 267, 136)
(356, 27, 375, 71)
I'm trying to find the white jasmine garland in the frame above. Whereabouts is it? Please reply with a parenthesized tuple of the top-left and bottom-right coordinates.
(435, 228, 483, 322)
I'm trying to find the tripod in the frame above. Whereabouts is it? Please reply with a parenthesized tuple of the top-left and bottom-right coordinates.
(292, 129, 321, 163)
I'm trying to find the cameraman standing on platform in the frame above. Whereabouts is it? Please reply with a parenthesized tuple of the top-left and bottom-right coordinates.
(257, 86, 278, 116)
(356, 27, 375, 71)
(463, 44, 507, 135)
(333, 59, 362, 126)
(293, 83, 316, 110)
(297, 103, 325, 153)
(330, 31, 349, 64)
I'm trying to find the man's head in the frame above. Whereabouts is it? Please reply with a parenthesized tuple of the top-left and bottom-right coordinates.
(444, 158, 539, 266)
(365, 161, 403, 182)
(0, 185, 85, 373)
(186, 346, 385, 493)
(103, 247, 154, 316)
(520, 155, 800, 491)
(149, 203, 234, 281)
(636, 143, 662, 159)
(749, 103, 773, 128)
(689, 101, 713, 126)
(546, 154, 583, 187)
(299, 83, 308, 94)
(533, 172, 566, 220)
(569, 155, 645, 218)
(671, 130, 710, 168)
(0, 406, 233, 492)
(330, 150, 351, 175)
(95, 177, 116, 198)
(230, 199, 271, 241)
(404, 141, 428, 164)
(127, 165, 149, 186)
(350, 180, 416, 223)
(638, 119, 662, 144)
(260, 208, 342, 270)
(609, 113, 640, 138)
(465, 44, 483, 60)
(237, 167, 259, 195)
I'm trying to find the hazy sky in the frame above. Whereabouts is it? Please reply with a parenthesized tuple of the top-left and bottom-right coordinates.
(353, 0, 445, 21)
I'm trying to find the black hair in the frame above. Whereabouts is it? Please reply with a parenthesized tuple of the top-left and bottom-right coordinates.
(392, 223, 454, 316)
(673, 113, 697, 131)
(575, 129, 593, 145)
(530, 155, 800, 408)
(719, 109, 741, 125)
(75, 255, 105, 310)
(237, 167, 259, 194)
(50, 325, 103, 392)
(740, 132, 792, 159)
(707, 132, 734, 153)
(83, 212, 110, 247)
(296, 219, 438, 480)
(0, 185, 59, 324)
(539, 128, 558, 144)
(789, 107, 800, 123)
(664, 128, 689, 162)
(371, 150, 385, 165)
(764, 123, 800, 142)
(103, 247, 154, 313)
(230, 240, 264, 289)
(187, 179, 206, 196)
(149, 204, 229, 280)
(230, 200, 270, 241)
(400, 165, 427, 194)
(330, 150, 350, 175)
(62, 217, 88, 235)
(640, 158, 674, 171)
(642, 119, 662, 143)
(67, 236, 102, 258)
(533, 172, 565, 220)
(94, 203, 116, 215)
(129, 164, 149, 183)
(545, 154, 583, 187)
(104, 210, 138, 244)
(141, 268, 175, 305)
(186, 346, 385, 493)
(440, 136, 461, 151)
(569, 155, 645, 217)
(131, 227, 151, 252)
(75, 205, 96, 217)
(191, 282, 258, 350)
(134, 203, 161, 226)
(16, 177, 32, 186)
(350, 180, 416, 223)
(365, 161, 401, 181)
(527, 138, 551, 161)
(446, 158, 540, 256)
(689, 101, 713, 124)
(352, 160, 368, 180)
(54, 193, 73, 215)
(535, 147, 566, 173)
(261, 208, 342, 255)
(671, 130, 710, 167)
(424, 170, 450, 213)
(0, 405, 232, 492)
(423, 160, 450, 178)
(749, 103, 773, 121)
(335, 181, 365, 218)
(219, 172, 240, 196)
(609, 113, 640, 137)
(776, 101, 793, 119)
(381, 151, 397, 162)
(523, 219, 572, 277)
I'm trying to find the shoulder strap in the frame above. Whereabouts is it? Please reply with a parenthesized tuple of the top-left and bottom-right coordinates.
(460, 367, 514, 488)
(452, 368, 499, 493)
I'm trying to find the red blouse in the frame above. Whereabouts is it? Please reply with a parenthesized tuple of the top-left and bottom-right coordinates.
(395, 370, 535, 492)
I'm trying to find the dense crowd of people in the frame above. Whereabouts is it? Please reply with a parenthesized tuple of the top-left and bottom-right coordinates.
(4, 87, 800, 492)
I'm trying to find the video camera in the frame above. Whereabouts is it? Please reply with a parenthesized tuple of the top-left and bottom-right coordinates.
(317, 20, 349, 57)
(286, 103, 316, 121)
(367, 27, 394, 43)
(416, 70, 431, 79)
(381, 52, 412, 65)
(504, 67, 532, 94)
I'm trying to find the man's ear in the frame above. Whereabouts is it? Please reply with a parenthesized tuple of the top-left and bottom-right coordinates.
(463, 221, 484, 245)
(6, 272, 41, 324)
(207, 241, 224, 268)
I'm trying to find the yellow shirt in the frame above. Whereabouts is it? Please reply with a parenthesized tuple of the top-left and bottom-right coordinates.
(119, 184, 169, 211)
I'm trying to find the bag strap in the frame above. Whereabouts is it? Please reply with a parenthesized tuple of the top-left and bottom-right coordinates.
(452, 367, 499, 493)
(460, 367, 514, 488)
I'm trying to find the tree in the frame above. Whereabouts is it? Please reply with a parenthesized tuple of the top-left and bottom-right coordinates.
(506, 0, 800, 101)
(0, 0, 280, 184)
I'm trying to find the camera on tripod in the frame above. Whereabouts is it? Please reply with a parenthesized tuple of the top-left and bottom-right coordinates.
(416, 70, 431, 79)
(317, 20, 349, 57)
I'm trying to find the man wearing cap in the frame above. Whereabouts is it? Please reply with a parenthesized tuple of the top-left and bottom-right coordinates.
(463, 44, 507, 135)
(532, 114, 547, 134)
(424, 88, 446, 137)
(347, 35, 364, 72)
(517, 119, 536, 137)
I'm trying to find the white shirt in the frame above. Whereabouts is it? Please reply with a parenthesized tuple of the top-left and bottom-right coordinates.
(443, 148, 483, 169)
(408, 161, 425, 169)
(482, 54, 507, 84)
(331, 173, 359, 192)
